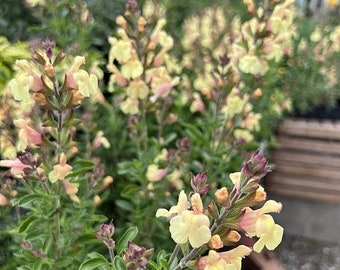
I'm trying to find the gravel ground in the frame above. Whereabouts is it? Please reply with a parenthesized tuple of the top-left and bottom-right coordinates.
(274, 234, 340, 270)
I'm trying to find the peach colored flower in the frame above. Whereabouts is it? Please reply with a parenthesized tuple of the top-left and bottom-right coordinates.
(14, 119, 42, 151)
(190, 93, 205, 113)
(0, 193, 8, 206)
(93, 131, 110, 149)
(63, 180, 80, 203)
(146, 164, 168, 182)
(48, 153, 72, 183)
(197, 245, 252, 270)
(239, 200, 283, 252)
(0, 158, 32, 176)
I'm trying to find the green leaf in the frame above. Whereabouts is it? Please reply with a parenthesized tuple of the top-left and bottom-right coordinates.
(113, 256, 126, 270)
(163, 132, 177, 145)
(55, 257, 74, 268)
(74, 159, 96, 168)
(120, 184, 140, 199)
(74, 233, 102, 245)
(15, 193, 48, 208)
(115, 227, 138, 255)
(42, 233, 53, 253)
(79, 257, 109, 270)
(66, 167, 93, 178)
(18, 215, 39, 233)
(115, 199, 133, 212)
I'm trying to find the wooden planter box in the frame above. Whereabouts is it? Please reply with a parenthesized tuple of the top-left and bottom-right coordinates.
(266, 118, 340, 203)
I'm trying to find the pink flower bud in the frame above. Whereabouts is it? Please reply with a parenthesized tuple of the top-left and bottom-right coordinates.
(241, 150, 269, 180)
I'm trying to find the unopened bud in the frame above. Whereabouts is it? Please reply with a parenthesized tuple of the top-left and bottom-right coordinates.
(116, 15, 127, 29)
(53, 50, 65, 66)
(241, 150, 269, 180)
(243, 178, 260, 193)
(32, 52, 46, 65)
(190, 172, 208, 189)
(21, 241, 33, 250)
(208, 235, 223, 250)
(33, 93, 49, 107)
(93, 195, 101, 205)
(103, 176, 114, 186)
(44, 63, 55, 79)
(0, 193, 8, 206)
(224, 230, 241, 244)
(253, 186, 267, 203)
(215, 187, 229, 206)
(137, 16, 147, 32)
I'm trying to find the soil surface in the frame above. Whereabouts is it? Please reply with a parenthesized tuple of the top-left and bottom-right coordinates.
(274, 234, 340, 270)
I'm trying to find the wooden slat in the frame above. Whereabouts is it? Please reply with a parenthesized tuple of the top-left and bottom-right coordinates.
(277, 136, 340, 155)
(273, 161, 340, 182)
(267, 118, 340, 203)
(269, 173, 340, 192)
(279, 119, 340, 140)
(267, 185, 340, 202)
(272, 151, 340, 168)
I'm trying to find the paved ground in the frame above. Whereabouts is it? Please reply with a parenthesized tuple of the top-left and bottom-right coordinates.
(275, 234, 340, 270)
(268, 195, 340, 269)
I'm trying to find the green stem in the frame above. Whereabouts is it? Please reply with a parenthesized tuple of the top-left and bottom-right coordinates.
(109, 247, 115, 263)
(53, 184, 61, 261)
(139, 100, 148, 152)
(19, 179, 33, 193)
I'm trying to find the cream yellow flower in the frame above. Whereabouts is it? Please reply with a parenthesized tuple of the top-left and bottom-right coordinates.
(109, 39, 132, 63)
(157, 191, 211, 248)
(73, 70, 99, 97)
(8, 74, 33, 103)
(234, 129, 254, 143)
(238, 55, 268, 75)
(121, 97, 139, 115)
(156, 190, 188, 218)
(126, 79, 150, 99)
(121, 60, 143, 79)
(169, 210, 211, 248)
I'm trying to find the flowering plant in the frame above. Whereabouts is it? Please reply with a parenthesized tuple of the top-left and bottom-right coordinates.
(0, 0, 310, 269)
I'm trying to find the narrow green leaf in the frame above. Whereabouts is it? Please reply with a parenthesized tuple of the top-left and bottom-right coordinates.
(16, 193, 47, 208)
(55, 257, 74, 268)
(113, 256, 127, 270)
(74, 159, 96, 167)
(74, 233, 101, 245)
(18, 215, 38, 233)
(66, 167, 93, 178)
(79, 257, 109, 270)
(115, 199, 133, 212)
(115, 227, 138, 255)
